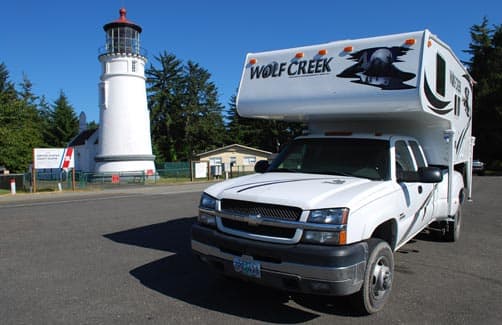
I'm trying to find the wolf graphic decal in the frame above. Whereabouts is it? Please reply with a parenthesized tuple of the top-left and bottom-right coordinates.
(337, 47, 416, 90)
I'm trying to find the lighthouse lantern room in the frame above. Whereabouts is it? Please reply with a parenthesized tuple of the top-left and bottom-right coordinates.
(95, 8, 155, 175)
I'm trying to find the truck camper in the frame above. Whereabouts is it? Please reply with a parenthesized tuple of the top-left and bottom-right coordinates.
(191, 30, 474, 314)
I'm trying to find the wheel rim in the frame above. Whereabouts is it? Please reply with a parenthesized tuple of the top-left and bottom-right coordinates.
(371, 256, 392, 300)
(455, 210, 461, 234)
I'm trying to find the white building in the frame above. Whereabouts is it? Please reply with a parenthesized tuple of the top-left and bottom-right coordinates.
(69, 112, 98, 172)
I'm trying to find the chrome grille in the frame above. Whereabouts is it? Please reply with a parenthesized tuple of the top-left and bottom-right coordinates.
(221, 219, 296, 238)
(220, 199, 302, 221)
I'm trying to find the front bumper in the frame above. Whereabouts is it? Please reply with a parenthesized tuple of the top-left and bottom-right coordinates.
(191, 224, 368, 296)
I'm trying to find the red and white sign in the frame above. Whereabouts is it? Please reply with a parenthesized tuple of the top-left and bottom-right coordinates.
(34, 148, 75, 170)
(111, 174, 120, 184)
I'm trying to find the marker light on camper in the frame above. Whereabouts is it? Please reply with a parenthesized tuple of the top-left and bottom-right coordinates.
(249, 58, 257, 65)
(405, 38, 416, 45)
(318, 49, 328, 56)
(295, 52, 304, 58)
(427, 40, 433, 47)
(343, 46, 353, 52)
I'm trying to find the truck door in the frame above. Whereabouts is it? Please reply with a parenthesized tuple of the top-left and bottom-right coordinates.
(394, 139, 435, 245)
(407, 140, 436, 233)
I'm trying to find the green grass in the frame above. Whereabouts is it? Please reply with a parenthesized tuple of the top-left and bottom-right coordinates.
(0, 189, 12, 195)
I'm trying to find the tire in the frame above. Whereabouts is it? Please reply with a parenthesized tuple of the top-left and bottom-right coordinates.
(351, 239, 394, 314)
(445, 206, 461, 242)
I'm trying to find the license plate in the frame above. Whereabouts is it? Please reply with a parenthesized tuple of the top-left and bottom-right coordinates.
(233, 257, 261, 279)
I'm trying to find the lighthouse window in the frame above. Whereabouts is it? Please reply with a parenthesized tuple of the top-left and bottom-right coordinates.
(132, 61, 137, 72)
(105, 26, 140, 55)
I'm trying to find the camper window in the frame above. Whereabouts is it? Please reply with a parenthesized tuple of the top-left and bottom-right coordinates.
(436, 54, 446, 96)
(454, 95, 461, 116)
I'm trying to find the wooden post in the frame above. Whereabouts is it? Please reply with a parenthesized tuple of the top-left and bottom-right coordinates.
(72, 168, 76, 191)
(32, 149, 36, 193)
(190, 160, 193, 182)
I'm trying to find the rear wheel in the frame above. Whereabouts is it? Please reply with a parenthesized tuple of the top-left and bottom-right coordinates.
(352, 239, 394, 314)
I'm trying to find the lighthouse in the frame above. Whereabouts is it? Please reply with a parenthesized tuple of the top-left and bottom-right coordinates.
(94, 8, 155, 175)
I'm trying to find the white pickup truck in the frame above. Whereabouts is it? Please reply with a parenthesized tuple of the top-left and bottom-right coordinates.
(191, 30, 474, 314)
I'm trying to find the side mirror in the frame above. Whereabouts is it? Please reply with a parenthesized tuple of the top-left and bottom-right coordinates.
(417, 166, 443, 183)
(397, 167, 443, 183)
(254, 160, 269, 173)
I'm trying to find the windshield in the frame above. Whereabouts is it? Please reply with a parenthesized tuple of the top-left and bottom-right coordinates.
(269, 138, 390, 181)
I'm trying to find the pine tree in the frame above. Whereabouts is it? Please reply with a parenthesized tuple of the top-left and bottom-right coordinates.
(226, 91, 304, 153)
(0, 65, 44, 172)
(181, 61, 226, 160)
(146, 53, 226, 162)
(146, 52, 184, 162)
(46, 91, 79, 147)
(465, 18, 502, 165)
(0, 63, 17, 104)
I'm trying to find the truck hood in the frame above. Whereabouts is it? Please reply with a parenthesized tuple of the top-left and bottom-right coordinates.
(205, 172, 392, 211)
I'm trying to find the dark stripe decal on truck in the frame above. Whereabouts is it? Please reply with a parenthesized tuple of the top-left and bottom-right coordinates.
(424, 75, 452, 115)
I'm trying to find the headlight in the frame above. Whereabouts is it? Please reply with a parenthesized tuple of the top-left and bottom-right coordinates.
(198, 193, 217, 228)
(199, 193, 217, 210)
(302, 208, 349, 245)
(307, 208, 348, 225)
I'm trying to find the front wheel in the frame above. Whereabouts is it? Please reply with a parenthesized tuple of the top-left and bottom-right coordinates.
(351, 239, 394, 314)
(445, 206, 462, 242)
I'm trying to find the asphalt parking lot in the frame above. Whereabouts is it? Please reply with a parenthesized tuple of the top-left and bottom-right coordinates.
(0, 177, 501, 324)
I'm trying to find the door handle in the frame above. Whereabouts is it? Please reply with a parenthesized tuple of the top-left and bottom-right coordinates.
(418, 185, 423, 194)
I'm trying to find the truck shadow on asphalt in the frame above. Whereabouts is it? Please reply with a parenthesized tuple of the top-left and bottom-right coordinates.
(104, 217, 365, 322)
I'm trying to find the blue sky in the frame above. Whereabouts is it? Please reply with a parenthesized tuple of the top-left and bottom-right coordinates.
(1, 0, 501, 123)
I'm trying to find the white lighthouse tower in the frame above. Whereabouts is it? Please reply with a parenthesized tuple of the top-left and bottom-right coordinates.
(95, 8, 155, 175)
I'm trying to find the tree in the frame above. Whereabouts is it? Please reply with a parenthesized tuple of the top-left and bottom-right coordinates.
(0, 65, 44, 172)
(87, 120, 99, 131)
(146, 52, 184, 162)
(38, 95, 54, 146)
(226, 92, 304, 153)
(19, 73, 38, 106)
(0, 63, 17, 104)
(45, 91, 79, 147)
(146, 53, 226, 162)
(180, 61, 226, 160)
(465, 18, 502, 166)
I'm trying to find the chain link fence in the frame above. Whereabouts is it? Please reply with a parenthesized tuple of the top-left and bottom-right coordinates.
(0, 162, 257, 194)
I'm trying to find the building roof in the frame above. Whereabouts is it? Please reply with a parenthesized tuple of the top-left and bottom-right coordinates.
(196, 144, 272, 158)
(68, 128, 98, 147)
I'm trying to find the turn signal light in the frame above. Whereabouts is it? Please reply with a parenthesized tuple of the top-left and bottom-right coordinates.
(339, 231, 347, 245)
